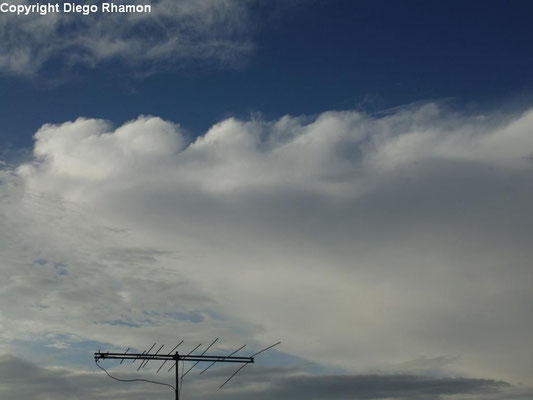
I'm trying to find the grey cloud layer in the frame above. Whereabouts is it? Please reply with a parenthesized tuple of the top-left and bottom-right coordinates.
(0, 0, 254, 75)
(0, 356, 519, 400)
(1, 104, 533, 397)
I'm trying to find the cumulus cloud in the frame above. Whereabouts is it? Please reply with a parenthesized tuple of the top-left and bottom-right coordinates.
(20, 105, 533, 197)
(0, 0, 255, 76)
(2, 104, 533, 397)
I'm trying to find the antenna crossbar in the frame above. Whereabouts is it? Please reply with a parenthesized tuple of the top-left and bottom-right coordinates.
(94, 340, 280, 400)
(95, 352, 254, 363)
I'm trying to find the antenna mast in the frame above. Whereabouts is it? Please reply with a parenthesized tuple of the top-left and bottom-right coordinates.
(94, 340, 280, 400)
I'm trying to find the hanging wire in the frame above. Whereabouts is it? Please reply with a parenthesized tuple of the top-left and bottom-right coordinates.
(95, 339, 280, 395)
(95, 359, 175, 391)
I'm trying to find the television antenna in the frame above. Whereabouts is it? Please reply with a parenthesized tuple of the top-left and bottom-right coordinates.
(94, 339, 280, 399)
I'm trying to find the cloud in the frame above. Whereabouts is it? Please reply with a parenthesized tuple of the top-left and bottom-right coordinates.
(0, 355, 518, 400)
(0, 354, 173, 399)
(1, 104, 533, 395)
(19, 105, 533, 197)
(0, 0, 256, 76)
(241, 373, 509, 400)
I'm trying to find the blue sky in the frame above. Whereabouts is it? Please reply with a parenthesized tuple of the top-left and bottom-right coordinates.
(1, 1, 533, 400)
(2, 0, 533, 149)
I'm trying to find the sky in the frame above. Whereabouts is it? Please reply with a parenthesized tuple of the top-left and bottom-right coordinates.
(1, 1, 533, 399)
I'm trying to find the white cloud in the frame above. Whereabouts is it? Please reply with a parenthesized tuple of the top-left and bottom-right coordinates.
(0, 0, 255, 76)
(2, 104, 533, 397)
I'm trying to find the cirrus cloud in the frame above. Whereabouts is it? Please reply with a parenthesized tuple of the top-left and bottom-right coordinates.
(0, 0, 256, 76)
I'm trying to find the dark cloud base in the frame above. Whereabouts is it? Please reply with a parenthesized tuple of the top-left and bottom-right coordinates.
(256, 374, 508, 400)
(0, 355, 512, 400)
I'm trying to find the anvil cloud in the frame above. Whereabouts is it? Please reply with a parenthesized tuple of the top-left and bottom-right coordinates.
(1, 104, 533, 398)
